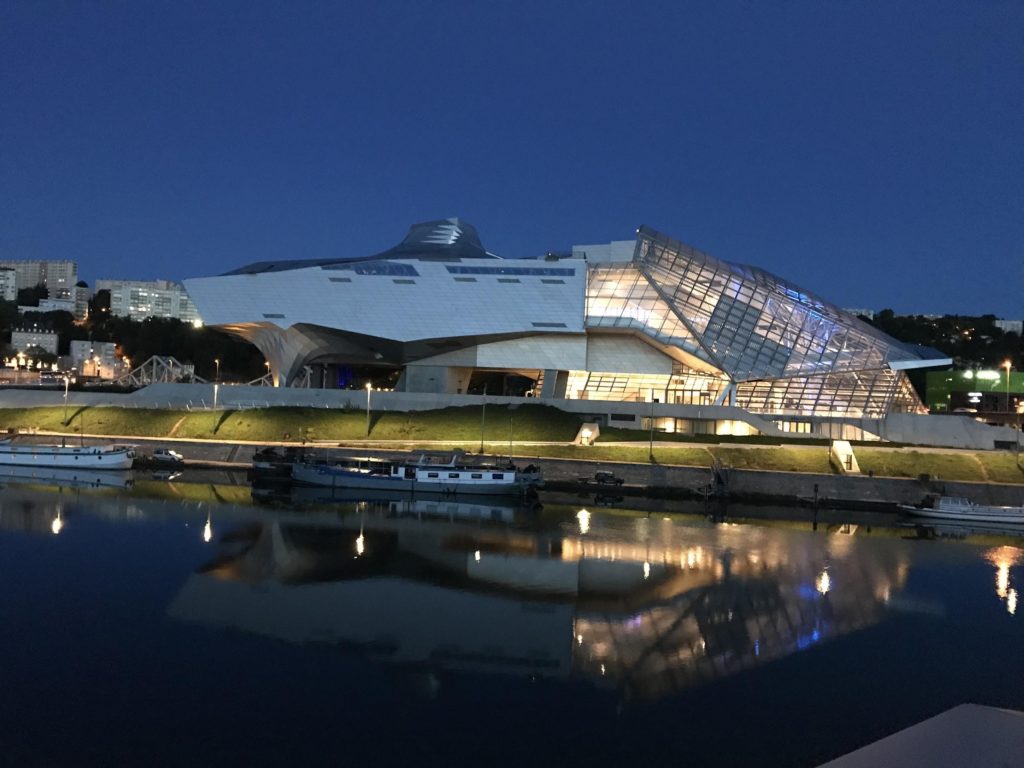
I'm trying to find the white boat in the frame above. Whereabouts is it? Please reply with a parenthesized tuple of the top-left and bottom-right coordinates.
(291, 450, 541, 497)
(901, 496, 1024, 525)
(0, 441, 136, 470)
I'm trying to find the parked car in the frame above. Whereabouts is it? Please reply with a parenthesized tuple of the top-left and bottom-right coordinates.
(593, 470, 624, 486)
(152, 448, 184, 464)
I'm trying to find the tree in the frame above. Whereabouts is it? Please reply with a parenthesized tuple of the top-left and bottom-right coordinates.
(16, 283, 48, 307)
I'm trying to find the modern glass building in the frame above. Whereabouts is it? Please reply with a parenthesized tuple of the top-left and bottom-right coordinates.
(578, 226, 944, 419)
(184, 218, 949, 427)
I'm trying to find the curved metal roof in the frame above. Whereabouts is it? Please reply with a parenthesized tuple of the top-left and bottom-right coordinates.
(224, 217, 498, 276)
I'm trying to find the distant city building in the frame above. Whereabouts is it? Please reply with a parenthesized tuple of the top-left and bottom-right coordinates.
(994, 319, 1023, 335)
(0, 268, 16, 302)
(843, 308, 875, 321)
(69, 340, 120, 378)
(10, 327, 58, 355)
(927, 369, 1022, 415)
(72, 282, 90, 321)
(18, 298, 76, 315)
(0, 259, 78, 298)
(96, 279, 200, 323)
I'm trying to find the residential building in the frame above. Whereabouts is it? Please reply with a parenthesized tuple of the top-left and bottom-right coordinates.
(0, 268, 16, 302)
(0, 259, 78, 298)
(96, 279, 200, 323)
(11, 326, 59, 355)
(994, 319, 1023, 335)
(69, 340, 120, 379)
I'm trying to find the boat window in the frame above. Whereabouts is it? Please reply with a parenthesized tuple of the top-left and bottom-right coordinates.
(427, 472, 438, 478)
(492, 473, 504, 480)
(448, 473, 459, 478)
(471, 473, 483, 479)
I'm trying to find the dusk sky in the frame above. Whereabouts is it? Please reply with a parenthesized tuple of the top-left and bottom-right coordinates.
(2, 1, 1021, 316)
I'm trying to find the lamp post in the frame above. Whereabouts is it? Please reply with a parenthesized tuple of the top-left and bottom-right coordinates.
(648, 393, 658, 462)
(214, 358, 220, 382)
(62, 375, 70, 426)
(479, 384, 487, 454)
(365, 382, 372, 437)
(1004, 360, 1012, 414)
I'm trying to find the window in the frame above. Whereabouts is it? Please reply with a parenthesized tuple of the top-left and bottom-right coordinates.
(427, 472, 438, 478)
(448, 473, 459, 478)
(471, 473, 483, 479)
(329, 277, 352, 283)
(497, 278, 521, 284)
(392, 279, 416, 284)
(541, 279, 565, 284)
(262, 313, 285, 319)
(492, 473, 504, 480)
(454, 277, 477, 283)
(532, 322, 567, 328)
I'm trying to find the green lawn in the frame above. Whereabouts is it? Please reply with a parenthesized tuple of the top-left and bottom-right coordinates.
(1, 404, 1020, 484)
(975, 452, 1024, 484)
(709, 446, 834, 474)
(855, 448, 988, 482)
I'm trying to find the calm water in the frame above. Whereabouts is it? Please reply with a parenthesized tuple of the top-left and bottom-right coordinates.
(1, 477, 1022, 767)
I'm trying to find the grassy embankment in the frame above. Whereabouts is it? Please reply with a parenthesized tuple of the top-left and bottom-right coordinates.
(1, 404, 1021, 484)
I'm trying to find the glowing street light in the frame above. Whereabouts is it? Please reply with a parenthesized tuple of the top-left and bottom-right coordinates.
(1004, 360, 1012, 413)
(203, 512, 213, 543)
(51, 511, 63, 535)
(365, 382, 373, 437)
(214, 358, 220, 382)
(62, 374, 70, 426)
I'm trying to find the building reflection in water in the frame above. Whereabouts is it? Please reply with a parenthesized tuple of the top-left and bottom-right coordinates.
(166, 498, 914, 702)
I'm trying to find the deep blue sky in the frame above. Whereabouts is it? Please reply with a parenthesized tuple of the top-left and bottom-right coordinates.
(1, 1, 1021, 316)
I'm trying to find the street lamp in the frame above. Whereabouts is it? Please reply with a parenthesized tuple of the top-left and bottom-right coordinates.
(214, 358, 220, 382)
(648, 393, 659, 462)
(365, 382, 373, 437)
(62, 375, 70, 426)
(1004, 360, 1012, 413)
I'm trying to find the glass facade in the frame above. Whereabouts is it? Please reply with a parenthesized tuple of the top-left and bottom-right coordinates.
(579, 226, 932, 417)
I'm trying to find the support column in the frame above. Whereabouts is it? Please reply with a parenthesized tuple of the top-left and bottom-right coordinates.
(539, 369, 569, 399)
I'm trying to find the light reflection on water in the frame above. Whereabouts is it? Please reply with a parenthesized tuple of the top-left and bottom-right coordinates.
(1, 479, 1022, 766)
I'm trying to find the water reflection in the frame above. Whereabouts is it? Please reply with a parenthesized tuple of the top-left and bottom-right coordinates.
(985, 546, 1021, 616)
(164, 498, 914, 702)
(0, 465, 133, 490)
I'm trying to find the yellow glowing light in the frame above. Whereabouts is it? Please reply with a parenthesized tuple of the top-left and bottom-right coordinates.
(51, 514, 63, 535)
(816, 569, 831, 595)
(1008, 589, 1018, 616)
(643, 561, 651, 580)
(202, 516, 212, 543)
(577, 508, 591, 535)
(192, 319, 203, 328)
(576, 634, 583, 645)
(997, 563, 1010, 599)
(355, 533, 365, 556)
(474, 550, 481, 562)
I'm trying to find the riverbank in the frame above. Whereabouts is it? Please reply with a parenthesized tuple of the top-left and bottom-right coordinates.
(2, 403, 1022, 485)
(8, 432, 1023, 509)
